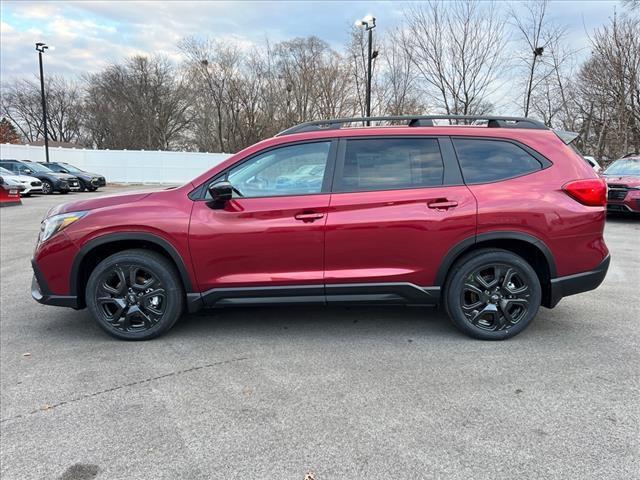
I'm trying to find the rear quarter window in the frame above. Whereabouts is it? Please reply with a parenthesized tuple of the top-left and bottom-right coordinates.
(453, 138, 543, 184)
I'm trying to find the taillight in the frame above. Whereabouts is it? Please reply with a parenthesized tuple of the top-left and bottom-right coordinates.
(562, 179, 607, 206)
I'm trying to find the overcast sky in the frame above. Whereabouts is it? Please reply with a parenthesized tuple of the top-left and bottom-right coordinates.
(0, 0, 622, 83)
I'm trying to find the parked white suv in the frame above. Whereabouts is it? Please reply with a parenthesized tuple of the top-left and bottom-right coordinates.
(0, 167, 43, 196)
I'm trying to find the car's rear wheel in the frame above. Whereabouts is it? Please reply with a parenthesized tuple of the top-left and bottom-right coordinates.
(444, 248, 541, 340)
(41, 180, 53, 195)
(86, 249, 184, 340)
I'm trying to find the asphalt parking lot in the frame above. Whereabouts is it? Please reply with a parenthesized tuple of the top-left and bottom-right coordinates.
(1, 186, 638, 480)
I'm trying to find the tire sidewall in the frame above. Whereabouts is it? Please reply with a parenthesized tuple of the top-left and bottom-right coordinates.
(41, 180, 53, 194)
(445, 249, 542, 340)
(86, 250, 184, 340)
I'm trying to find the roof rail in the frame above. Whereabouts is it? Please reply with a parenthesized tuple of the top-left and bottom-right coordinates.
(276, 115, 548, 136)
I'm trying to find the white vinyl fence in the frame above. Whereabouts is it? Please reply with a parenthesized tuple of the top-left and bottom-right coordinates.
(0, 144, 232, 184)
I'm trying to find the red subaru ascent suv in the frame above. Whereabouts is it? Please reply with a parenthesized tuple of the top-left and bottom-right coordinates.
(31, 115, 610, 341)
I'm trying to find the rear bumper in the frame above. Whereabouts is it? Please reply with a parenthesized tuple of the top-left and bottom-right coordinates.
(31, 259, 79, 309)
(547, 254, 610, 308)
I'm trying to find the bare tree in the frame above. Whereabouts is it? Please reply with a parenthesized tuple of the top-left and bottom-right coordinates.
(402, 0, 507, 116)
(577, 13, 640, 159)
(509, 0, 570, 117)
(379, 28, 423, 116)
(84, 55, 192, 150)
(1, 76, 83, 143)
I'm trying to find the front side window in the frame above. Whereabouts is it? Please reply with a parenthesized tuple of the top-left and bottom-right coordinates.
(223, 141, 331, 198)
(453, 138, 543, 184)
(336, 138, 444, 192)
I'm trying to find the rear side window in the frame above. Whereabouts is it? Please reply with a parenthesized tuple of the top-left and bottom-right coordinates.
(453, 139, 543, 184)
(337, 138, 444, 192)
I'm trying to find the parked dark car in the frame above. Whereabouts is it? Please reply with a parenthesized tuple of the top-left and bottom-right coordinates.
(0, 159, 80, 194)
(31, 115, 609, 341)
(41, 162, 106, 192)
(603, 155, 640, 214)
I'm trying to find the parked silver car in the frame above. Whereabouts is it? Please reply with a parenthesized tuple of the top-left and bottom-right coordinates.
(0, 166, 43, 196)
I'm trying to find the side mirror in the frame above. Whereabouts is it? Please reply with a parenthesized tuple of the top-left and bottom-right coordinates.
(23, 169, 32, 174)
(207, 181, 233, 206)
(60, 168, 69, 174)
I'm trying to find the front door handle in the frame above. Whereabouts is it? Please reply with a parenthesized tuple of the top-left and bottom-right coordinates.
(294, 212, 325, 222)
(427, 200, 458, 210)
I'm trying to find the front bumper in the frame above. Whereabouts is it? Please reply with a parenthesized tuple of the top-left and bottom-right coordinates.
(607, 200, 640, 213)
(547, 254, 610, 308)
(607, 188, 640, 213)
(31, 259, 79, 308)
(22, 184, 43, 195)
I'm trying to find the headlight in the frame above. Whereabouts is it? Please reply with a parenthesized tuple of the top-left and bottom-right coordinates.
(39, 211, 88, 244)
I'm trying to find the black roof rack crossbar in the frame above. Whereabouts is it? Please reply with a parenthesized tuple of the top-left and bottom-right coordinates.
(276, 115, 548, 136)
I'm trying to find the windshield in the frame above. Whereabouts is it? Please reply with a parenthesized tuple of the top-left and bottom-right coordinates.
(59, 163, 84, 173)
(24, 162, 55, 173)
(604, 158, 640, 176)
(0, 167, 13, 175)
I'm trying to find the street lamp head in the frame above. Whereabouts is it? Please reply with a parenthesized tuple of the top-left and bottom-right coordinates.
(355, 14, 376, 30)
(35, 42, 49, 53)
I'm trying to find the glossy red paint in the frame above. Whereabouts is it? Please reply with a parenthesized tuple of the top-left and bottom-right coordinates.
(189, 194, 330, 289)
(324, 185, 476, 285)
(34, 185, 197, 294)
(32, 123, 609, 307)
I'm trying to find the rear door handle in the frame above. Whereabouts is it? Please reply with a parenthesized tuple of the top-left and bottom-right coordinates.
(427, 200, 458, 210)
(294, 212, 325, 222)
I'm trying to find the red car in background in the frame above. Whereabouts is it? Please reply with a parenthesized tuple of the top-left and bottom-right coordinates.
(30, 115, 610, 341)
(0, 175, 23, 207)
(603, 155, 640, 214)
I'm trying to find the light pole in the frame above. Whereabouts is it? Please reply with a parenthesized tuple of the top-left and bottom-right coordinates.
(35, 42, 51, 163)
(355, 14, 377, 126)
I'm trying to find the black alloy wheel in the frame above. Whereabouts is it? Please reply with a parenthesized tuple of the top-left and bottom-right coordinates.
(86, 249, 184, 340)
(461, 263, 530, 331)
(445, 248, 541, 340)
(96, 264, 167, 333)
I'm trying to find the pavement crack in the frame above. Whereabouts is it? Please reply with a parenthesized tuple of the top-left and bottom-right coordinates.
(1, 356, 249, 424)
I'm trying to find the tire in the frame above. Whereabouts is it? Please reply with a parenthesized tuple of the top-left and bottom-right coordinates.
(41, 180, 53, 195)
(444, 248, 541, 340)
(78, 183, 86, 192)
(87, 186, 98, 192)
(86, 249, 184, 340)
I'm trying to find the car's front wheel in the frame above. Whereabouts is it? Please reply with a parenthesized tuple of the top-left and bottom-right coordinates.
(444, 248, 541, 340)
(41, 180, 53, 195)
(86, 249, 184, 340)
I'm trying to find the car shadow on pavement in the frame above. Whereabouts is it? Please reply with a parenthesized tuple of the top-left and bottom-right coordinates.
(39, 305, 462, 342)
(36, 302, 566, 343)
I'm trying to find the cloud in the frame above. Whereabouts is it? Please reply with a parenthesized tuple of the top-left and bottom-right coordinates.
(0, 0, 623, 114)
